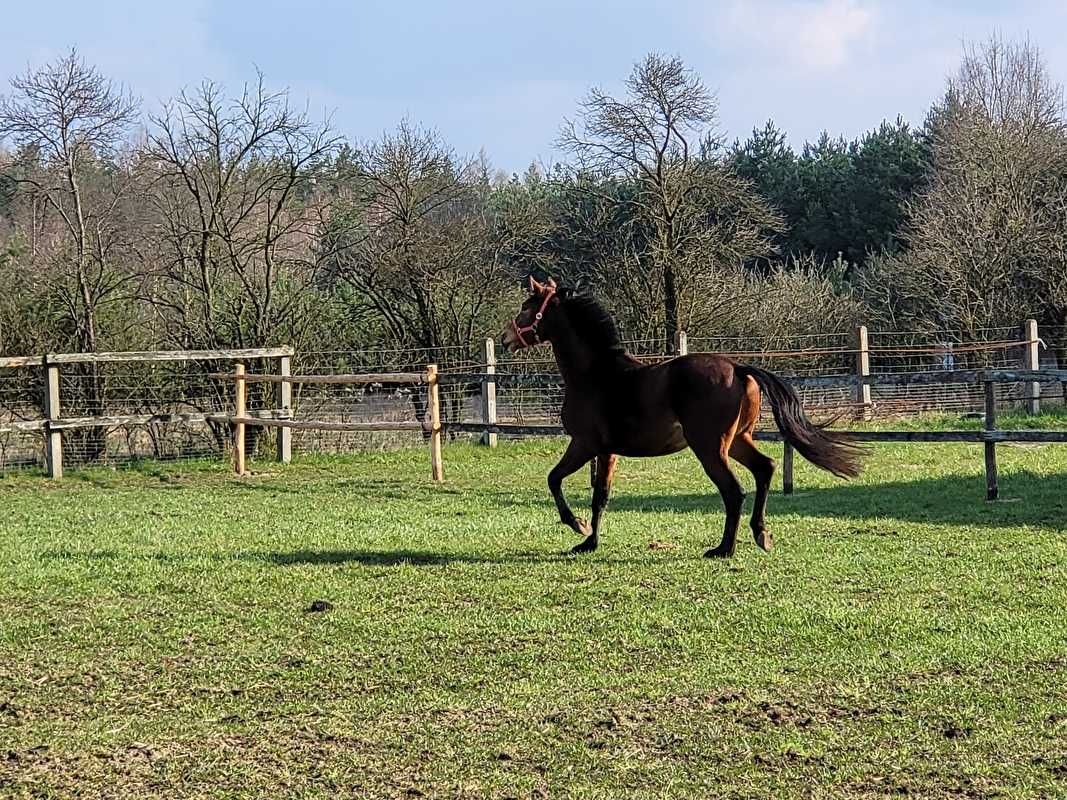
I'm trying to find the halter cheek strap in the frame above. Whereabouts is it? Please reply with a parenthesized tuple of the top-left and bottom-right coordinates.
(510, 289, 556, 348)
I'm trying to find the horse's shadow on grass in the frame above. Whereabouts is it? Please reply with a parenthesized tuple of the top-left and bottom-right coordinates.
(598, 470, 1067, 530)
(473, 469, 1066, 530)
(42, 547, 633, 567)
(260, 548, 661, 567)
(266, 549, 488, 567)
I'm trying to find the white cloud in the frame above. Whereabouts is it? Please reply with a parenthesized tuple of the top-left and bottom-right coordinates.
(704, 0, 1067, 150)
(720, 0, 876, 71)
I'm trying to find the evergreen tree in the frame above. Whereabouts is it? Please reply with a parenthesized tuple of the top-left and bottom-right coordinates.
(730, 118, 929, 274)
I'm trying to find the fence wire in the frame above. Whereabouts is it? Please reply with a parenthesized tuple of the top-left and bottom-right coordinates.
(0, 364, 42, 471)
(2, 325, 1065, 474)
(1, 357, 285, 470)
(290, 347, 479, 452)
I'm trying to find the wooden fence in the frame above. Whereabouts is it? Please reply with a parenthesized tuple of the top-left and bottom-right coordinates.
(206, 358, 1067, 501)
(211, 365, 444, 480)
(2, 325, 1065, 502)
(0, 347, 294, 479)
(443, 366, 1067, 500)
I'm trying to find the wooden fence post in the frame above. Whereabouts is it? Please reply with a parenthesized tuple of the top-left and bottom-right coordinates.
(676, 330, 688, 356)
(782, 442, 794, 495)
(856, 324, 871, 421)
(43, 359, 63, 479)
(1023, 319, 1040, 415)
(276, 354, 292, 463)
(427, 364, 443, 482)
(984, 380, 998, 501)
(233, 361, 247, 476)
(481, 338, 497, 447)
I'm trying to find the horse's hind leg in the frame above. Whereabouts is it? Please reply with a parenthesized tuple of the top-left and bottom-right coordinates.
(687, 436, 746, 559)
(730, 433, 776, 552)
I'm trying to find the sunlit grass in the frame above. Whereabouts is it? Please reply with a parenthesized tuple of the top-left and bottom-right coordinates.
(1, 439, 1065, 798)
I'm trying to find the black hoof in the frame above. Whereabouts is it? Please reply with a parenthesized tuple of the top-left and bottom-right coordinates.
(704, 545, 735, 559)
(569, 535, 598, 555)
(753, 529, 773, 553)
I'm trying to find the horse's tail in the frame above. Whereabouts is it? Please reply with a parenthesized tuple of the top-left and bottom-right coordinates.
(736, 364, 865, 479)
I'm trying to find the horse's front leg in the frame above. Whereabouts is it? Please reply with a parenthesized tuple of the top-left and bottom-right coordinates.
(548, 439, 595, 540)
(571, 453, 618, 554)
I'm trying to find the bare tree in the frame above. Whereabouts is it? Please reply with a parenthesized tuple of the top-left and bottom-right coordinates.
(0, 49, 139, 354)
(558, 53, 780, 342)
(861, 36, 1067, 349)
(141, 75, 342, 351)
(0, 51, 142, 461)
(317, 122, 517, 436)
(326, 121, 511, 352)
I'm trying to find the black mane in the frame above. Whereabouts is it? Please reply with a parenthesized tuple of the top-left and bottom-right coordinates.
(558, 289, 624, 353)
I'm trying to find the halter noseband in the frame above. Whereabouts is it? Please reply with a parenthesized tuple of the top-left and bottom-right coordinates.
(510, 288, 556, 348)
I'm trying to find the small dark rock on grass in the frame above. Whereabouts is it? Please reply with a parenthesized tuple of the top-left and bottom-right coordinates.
(942, 723, 974, 739)
(306, 599, 333, 613)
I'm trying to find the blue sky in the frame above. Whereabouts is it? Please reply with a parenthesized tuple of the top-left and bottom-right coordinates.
(2, 1, 1065, 173)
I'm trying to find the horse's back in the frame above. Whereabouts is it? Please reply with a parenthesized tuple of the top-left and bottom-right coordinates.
(560, 353, 757, 455)
(665, 354, 759, 434)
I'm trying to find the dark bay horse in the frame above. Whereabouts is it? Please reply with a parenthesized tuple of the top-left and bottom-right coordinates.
(501, 277, 865, 558)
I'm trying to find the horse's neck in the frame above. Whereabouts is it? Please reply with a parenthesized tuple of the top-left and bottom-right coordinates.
(551, 336, 630, 385)
(550, 340, 584, 383)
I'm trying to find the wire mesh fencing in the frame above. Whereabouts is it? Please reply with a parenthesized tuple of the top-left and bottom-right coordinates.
(1039, 324, 1067, 407)
(0, 363, 43, 471)
(289, 345, 483, 453)
(1, 321, 1064, 476)
(866, 325, 1049, 417)
(0, 354, 288, 472)
(57, 360, 223, 466)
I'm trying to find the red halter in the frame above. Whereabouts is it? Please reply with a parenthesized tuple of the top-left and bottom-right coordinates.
(510, 287, 557, 348)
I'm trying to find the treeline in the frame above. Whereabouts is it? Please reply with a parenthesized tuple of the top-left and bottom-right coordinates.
(1, 36, 1066, 366)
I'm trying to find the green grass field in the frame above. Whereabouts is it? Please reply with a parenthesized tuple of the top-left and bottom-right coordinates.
(1, 435, 1066, 798)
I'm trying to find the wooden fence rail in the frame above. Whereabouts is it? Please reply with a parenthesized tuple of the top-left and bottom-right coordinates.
(0, 356, 45, 368)
(207, 372, 428, 385)
(0, 409, 291, 435)
(45, 347, 294, 365)
(216, 416, 425, 433)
